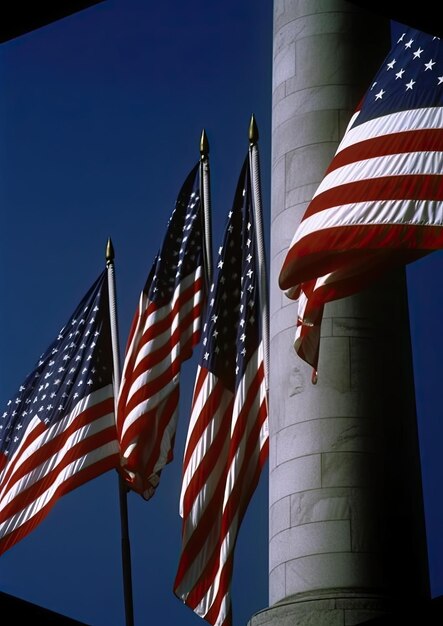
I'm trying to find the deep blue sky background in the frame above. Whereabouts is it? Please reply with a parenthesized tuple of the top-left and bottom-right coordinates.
(0, 3, 442, 626)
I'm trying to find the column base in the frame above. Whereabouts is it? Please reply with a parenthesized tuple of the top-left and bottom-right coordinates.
(247, 590, 393, 626)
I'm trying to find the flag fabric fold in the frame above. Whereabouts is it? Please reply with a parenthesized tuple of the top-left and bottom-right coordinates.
(173, 155, 269, 626)
(278, 27, 443, 370)
(117, 162, 208, 499)
(0, 269, 119, 556)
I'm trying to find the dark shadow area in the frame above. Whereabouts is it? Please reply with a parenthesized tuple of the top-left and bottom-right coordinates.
(0, 2, 106, 43)
(0, 591, 91, 624)
(361, 596, 443, 625)
(347, 1, 443, 37)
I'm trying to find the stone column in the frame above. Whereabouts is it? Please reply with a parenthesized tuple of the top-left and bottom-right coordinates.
(249, 2, 430, 625)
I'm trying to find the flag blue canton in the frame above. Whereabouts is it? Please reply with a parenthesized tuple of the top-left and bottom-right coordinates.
(147, 163, 202, 304)
(356, 29, 443, 125)
(200, 159, 260, 391)
(0, 270, 112, 457)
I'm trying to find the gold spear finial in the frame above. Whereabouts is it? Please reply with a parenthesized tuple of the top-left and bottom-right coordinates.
(249, 113, 259, 145)
(200, 129, 209, 159)
(106, 237, 115, 264)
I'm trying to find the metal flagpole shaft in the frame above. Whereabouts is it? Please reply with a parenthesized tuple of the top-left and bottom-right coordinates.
(200, 129, 213, 288)
(248, 114, 270, 392)
(106, 238, 135, 626)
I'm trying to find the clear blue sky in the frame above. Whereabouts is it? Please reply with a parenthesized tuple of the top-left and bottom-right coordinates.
(0, 3, 442, 626)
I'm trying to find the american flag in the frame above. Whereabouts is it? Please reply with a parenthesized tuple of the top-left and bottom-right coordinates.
(0, 269, 119, 556)
(117, 162, 208, 499)
(278, 27, 443, 370)
(173, 156, 269, 626)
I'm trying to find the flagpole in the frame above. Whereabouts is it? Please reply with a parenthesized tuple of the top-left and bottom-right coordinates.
(106, 238, 135, 626)
(200, 129, 213, 287)
(248, 114, 269, 392)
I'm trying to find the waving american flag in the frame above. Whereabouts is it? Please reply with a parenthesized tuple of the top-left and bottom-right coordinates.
(0, 270, 119, 555)
(174, 155, 269, 626)
(279, 27, 443, 370)
(117, 163, 208, 499)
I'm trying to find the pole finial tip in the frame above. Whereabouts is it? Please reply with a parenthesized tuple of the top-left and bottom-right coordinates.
(200, 129, 209, 158)
(106, 237, 115, 263)
(249, 114, 259, 144)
